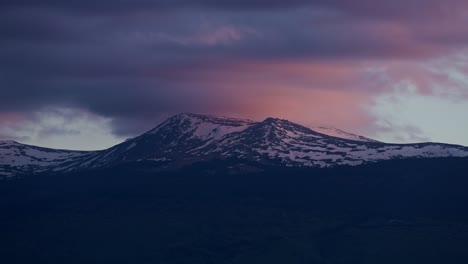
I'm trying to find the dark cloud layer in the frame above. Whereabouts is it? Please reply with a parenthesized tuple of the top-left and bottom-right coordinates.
(1, 0, 468, 140)
(2, 0, 467, 16)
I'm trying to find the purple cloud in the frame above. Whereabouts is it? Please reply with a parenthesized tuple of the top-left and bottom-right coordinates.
(1, 1, 468, 144)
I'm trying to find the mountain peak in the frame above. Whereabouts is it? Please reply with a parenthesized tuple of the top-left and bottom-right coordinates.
(263, 117, 282, 122)
(259, 117, 316, 135)
(167, 113, 254, 124)
(147, 113, 255, 135)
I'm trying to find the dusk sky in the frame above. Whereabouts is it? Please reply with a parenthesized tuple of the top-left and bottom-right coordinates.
(1, 1, 468, 150)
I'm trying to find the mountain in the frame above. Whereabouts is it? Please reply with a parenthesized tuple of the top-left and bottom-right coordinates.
(0, 140, 93, 177)
(70, 113, 256, 170)
(1, 113, 468, 177)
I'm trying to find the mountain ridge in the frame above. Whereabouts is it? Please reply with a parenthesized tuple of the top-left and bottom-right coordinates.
(1, 113, 468, 177)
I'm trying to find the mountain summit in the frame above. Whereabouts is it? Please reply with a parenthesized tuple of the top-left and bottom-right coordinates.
(1, 113, 468, 177)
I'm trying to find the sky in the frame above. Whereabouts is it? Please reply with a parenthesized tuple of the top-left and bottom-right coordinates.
(1, 1, 468, 150)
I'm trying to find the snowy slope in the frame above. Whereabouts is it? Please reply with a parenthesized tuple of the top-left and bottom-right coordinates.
(2, 113, 468, 176)
(0, 140, 94, 177)
(195, 118, 468, 167)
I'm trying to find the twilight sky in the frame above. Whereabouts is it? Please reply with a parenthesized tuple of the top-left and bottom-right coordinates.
(1, 1, 468, 150)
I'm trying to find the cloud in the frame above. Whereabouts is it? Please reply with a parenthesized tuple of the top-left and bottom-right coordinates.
(2, 1, 467, 17)
(0, 107, 123, 150)
(1, 1, 468, 146)
(372, 121, 432, 143)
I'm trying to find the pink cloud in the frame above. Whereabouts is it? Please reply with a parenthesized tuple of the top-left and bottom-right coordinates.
(0, 112, 25, 126)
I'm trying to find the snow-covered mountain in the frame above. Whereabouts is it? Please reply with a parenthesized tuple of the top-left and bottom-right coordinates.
(192, 117, 468, 167)
(68, 114, 256, 170)
(2, 113, 468, 177)
(0, 140, 93, 177)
